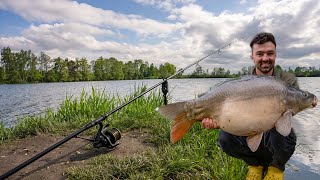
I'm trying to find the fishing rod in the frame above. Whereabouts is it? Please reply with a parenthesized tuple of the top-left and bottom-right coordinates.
(0, 40, 236, 179)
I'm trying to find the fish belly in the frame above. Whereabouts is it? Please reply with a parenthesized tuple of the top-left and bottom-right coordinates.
(218, 96, 283, 136)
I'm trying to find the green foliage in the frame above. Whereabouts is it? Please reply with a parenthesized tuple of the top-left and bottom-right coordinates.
(0, 85, 247, 179)
(53, 57, 69, 82)
(3, 47, 318, 84)
(159, 62, 176, 78)
(0, 66, 5, 83)
(292, 66, 320, 77)
(191, 65, 205, 77)
(62, 88, 247, 179)
(0, 86, 165, 141)
(77, 58, 92, 81)
(67, 122, 247, 180)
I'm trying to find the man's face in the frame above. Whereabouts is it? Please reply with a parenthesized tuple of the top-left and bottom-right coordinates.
(251, 41, 276, 75)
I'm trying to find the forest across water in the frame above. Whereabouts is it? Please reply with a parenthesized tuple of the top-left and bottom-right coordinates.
(1, 47, 320, 84)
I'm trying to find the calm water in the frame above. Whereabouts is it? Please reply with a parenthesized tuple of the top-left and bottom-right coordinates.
(0, 78, 319, 179)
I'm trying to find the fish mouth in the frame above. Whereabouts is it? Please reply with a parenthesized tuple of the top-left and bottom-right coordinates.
(312, 96, 318, 107)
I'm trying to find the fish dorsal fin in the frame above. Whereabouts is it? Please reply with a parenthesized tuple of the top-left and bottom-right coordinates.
(275, 111, 292, 136)
(246, 132, 263, 152)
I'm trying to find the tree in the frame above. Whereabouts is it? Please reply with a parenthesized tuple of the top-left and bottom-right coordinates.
(159, 62, 176, 78)
(77, 58, 92, 81)
(53, 57, 69, 82)
(294, 66, 304, 77)
(27, 52, 42, 82)
(92, 57, 104, 81)
(191, 65, 205, 77)
(46, 69, 57, 82)
(149, 63, 159, 78)
(15, 50, 30, 82)
(0, 66, 4, 83)
(1, 47, 19, 83)
(225, 70, 231, 77)
(275, 65, 282, 72)
(216, 67, 225, 77)
(111, 60, 124, 80)
(175, 68, 184, 78)
(124, 61, 135, 80)
(103, 57, 113, 80)
(211, 67, 219, 76)
(240, 67, 248, 75)
(287, 67, 293, 73)
(139, 61, 150, 78)
(133, 59, 143, 79)
(38, 52, 52, 82)
(67, 60, 81, 81)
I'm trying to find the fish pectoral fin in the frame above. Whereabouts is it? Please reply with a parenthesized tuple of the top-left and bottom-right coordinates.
(171, 112, 196, 144)
(246, 132, 263, 152)
(275, 111, 292, 136)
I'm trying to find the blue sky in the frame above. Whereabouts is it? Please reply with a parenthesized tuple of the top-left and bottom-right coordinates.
(0, 0, 319, 72)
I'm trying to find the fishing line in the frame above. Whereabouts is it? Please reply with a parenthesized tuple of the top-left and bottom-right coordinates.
(0, 39, 237, 179)
(165, 40, 237, 102)
(166, 40, 237, 80)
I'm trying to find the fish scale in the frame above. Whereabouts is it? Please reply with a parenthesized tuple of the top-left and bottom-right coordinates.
(157, 75, 317, 152)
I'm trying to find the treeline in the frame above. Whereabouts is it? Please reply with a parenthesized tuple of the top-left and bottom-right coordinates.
(0, 47, 176, 83)
(184, 64, 320, 78)
(1, 47, 320, 84)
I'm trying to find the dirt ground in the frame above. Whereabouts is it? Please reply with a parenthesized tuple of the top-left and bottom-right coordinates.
(0, 130, 155, 180)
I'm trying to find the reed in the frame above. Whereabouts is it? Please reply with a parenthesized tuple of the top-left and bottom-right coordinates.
(0, 85, 246, 179)
(67, 123, 246, 179)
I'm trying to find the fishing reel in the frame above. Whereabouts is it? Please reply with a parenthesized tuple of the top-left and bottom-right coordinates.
(93, 122, 121, 149)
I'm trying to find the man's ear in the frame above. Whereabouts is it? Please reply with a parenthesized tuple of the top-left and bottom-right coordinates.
(250, 55, 253, 60)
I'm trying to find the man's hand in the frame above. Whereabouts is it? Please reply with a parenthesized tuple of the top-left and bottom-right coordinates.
(202, 118, 220, 129)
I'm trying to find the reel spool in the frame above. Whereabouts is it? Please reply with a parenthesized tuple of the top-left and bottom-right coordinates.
(93, 123, 121, 149)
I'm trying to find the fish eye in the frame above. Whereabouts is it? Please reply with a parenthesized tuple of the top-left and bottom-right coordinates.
(302, 92, 308, 97)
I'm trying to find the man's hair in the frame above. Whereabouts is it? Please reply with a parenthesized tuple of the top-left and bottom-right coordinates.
(250, 32, 276, 49)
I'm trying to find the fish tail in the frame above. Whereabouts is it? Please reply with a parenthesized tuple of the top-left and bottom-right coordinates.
(157, 102, 197, 144)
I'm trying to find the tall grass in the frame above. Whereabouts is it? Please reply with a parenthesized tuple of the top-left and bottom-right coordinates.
(67, 122, 246, 179)
(0, 85, 247, 179)
(0, 85, 165, 140)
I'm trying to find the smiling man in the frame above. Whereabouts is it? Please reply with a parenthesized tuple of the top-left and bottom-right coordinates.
(202, 32, 299, 180)
(250, 33, 276, 76)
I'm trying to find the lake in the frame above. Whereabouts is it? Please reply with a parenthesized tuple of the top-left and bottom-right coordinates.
(0, 77, 319, 179)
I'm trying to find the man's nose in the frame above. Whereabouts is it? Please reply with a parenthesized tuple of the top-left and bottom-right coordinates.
(261, 54, 269, 61)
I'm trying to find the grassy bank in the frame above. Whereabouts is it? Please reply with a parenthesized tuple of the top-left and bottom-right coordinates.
(0, 86, 246, 179)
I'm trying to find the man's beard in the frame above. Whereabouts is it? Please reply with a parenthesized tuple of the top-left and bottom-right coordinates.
(258, 61, 274, 73)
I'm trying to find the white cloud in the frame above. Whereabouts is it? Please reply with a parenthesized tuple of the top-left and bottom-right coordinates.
(0, 0, 178, 36)
(19, 23, 117, 50)
(0, 0, 319, 72)
(0, 36, 36, 50)
(173, 4, 252, 40)
(249, 0, 320, 60)
(240, 0, 247, 4)
(133, 0, 196, 11)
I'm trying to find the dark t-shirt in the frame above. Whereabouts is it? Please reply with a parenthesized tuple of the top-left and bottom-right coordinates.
(251, 67, 299, 89)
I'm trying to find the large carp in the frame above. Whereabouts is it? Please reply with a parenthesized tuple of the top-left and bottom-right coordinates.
(157, 75, 317, 152)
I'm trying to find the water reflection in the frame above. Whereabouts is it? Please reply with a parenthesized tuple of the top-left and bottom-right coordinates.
(0, 77, 319, 178)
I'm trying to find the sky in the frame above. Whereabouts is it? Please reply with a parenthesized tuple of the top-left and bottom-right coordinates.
(0, 0, 319, 73)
